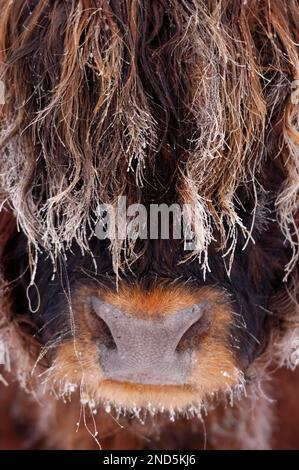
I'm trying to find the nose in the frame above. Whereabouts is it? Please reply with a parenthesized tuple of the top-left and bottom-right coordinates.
(89, 297, 211, 386)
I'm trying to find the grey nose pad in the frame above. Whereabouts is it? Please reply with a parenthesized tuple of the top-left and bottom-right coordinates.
(89, 297, 211, 385)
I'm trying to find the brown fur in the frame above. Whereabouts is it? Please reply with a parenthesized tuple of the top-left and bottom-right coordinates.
(0, 0, 298, 451)
(0, 0, 298, 273)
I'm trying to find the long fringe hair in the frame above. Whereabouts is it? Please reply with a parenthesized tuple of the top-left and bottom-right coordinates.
(0, 0, 298, 277)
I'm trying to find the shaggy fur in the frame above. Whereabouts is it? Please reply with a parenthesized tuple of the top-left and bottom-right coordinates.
(0, 0, 298, 450)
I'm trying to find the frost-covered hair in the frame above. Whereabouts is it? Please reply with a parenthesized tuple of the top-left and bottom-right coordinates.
(0, 0, 299, 451)
(0, 0, 298, 277)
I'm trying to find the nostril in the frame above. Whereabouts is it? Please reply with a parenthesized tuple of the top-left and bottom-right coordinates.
(176, 304, 212, 352)
(87, 305, 117, 351)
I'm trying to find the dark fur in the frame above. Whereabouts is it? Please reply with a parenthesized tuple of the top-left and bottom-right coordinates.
(0, 0, 298, 450)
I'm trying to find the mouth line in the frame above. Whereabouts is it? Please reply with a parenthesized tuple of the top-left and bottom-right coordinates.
(97, 379, 205, 413)
(101, 378, 196, 391)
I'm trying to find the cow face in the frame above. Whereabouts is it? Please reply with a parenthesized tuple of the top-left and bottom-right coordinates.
(2, 210, 290, 416)
(0, 0, 298, 424)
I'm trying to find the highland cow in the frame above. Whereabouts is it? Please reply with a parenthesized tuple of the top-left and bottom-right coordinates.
(0, 0, 299, 451)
